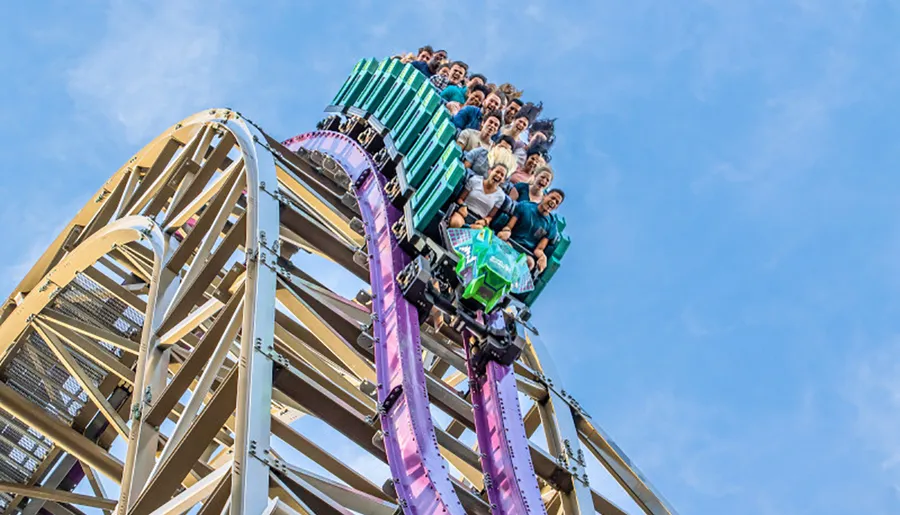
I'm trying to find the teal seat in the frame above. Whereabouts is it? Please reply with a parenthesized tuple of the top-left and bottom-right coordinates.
(554, 214, 567, 233)
(403, 120, 458, 189)
(336, 59, 379, 107)
(524, 218, 570, 305)
(359, 59, 403, 112)
(391, 81, 437, 142)
(411, 159, 466, 232)
(393, 93, 443, 155)
(332, 59, 368, 106)
(552, 231, 571, 258)
(524, 253, 562, 305)
(375, 65, 426, 129)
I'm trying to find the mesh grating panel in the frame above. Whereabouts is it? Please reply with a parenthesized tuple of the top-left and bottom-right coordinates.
(0, 269, 144, 509)
(0, 408, 55, 513)
(49, 273, 145, 355)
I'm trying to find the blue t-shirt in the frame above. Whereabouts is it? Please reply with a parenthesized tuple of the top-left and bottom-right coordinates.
(463, 148, 490, 176)
(451, 106, 483, 131)
(410, 60, 431, 77)
(441, 84, 467, 104)
(510, 201, 558, 251)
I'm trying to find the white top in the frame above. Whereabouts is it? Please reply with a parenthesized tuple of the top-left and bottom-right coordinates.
(457, 129, 491, 152)
(464, 175, 505, 218)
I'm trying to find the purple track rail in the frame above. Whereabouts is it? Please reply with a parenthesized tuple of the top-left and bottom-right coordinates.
(464, 318, 547, 515)
(283, 131, 465, 515)
(283, 129, 545, 514)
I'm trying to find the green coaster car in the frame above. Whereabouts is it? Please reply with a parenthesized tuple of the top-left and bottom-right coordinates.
(447, 228, 535, 312)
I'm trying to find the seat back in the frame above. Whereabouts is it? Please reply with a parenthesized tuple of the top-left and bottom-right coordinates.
(332, 58, 367, 106)
(393, 88, 443, 155)
(411, 159, 466, 232)
(334, 58, 379, 107)
(359, 59, 403, 112)
(403, 119, 457, 189)
(376, 65, 427, 128)
(523, 215, 570, 306)
(353, 59, 390, 108)
(490, 195, 517, 232)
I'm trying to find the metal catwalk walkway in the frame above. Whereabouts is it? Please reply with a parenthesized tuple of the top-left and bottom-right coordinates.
(0, 109, 678, 514)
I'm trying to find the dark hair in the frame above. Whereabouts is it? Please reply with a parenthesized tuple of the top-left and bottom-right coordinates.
(516, 102, 543, 125)
(530, 118, 556, 146)
(418, 45, 434, 55)
(490, 162, 509, 174)
(428, 58, 444, 75)
(496, 135, 516, 148)
(435, 49, 448, 56)
(526, 139, 551, 159)
(438, 62, 451, 71)
(509, 98, 524, 108)
(469, 73, 487, 83)
(482, 110, 503, 124)
(486, 89, 507, 105)
(452, 61, 469, 71)
(545, 188, 565, 203)
(469, 84, 491, 97)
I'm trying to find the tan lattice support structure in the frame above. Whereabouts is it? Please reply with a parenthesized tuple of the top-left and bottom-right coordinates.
(0, 109, 677, 515)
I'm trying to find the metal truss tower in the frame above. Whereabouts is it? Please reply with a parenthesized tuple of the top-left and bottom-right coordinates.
(0, 108, 678, 515)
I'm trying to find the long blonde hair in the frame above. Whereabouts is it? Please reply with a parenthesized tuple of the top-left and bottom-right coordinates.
(488, 146, 518, 178)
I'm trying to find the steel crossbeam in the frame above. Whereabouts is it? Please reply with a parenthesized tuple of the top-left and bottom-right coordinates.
(0, 108, 677, 515)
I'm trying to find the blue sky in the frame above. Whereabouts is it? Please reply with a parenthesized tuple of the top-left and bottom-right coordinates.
(2, 1, 899, 513)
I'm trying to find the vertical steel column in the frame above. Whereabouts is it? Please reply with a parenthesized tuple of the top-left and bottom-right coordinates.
(521, 330, 596, 514)
(227, 117, 280, 515)
(119, 225, 171, 514)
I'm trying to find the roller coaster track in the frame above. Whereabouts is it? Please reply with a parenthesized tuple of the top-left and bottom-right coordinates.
(0, 108, 679, 515)
(285, 130, 465, 514)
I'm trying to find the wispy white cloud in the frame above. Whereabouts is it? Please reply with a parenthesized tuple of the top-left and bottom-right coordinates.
(597, 383, 874, 514)
(690, 2, 873, 202)
(0, 191, 89, 296)
(67, 0, 252, 143)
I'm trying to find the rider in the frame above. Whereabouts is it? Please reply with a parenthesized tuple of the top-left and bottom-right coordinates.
(508, 142, 549, 184)
(449, 164, 508, 229)
(498, 189, 564, 272)
(452, 89, 505, 131)
(456, 110, 502, 152)
(509, 166, 553, 204)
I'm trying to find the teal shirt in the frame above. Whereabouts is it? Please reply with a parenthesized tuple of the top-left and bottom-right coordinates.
(510, 201, 558, 251)
(513, 182, 539, 203)
(441, 84, 467, 104)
